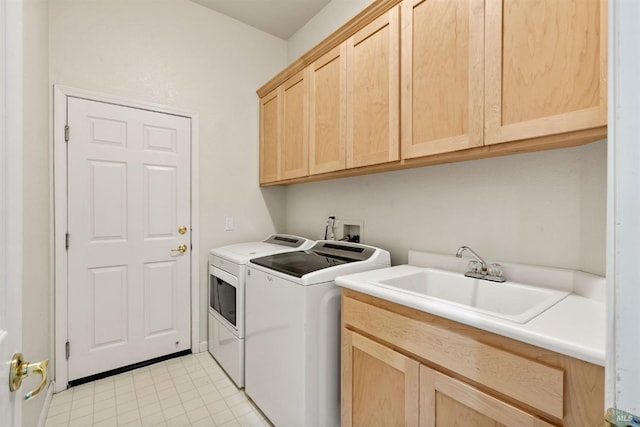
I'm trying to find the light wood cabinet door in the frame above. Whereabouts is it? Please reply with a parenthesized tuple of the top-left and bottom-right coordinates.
(420, 365, 557, 427)
(342, 329, 419, 427)
(401, 0, 484, 160)
(484, 0, 607, 145)
(309, 45, 347, 175)
(281, 70, 309, 180)
(259, 88, 280, 184)
(346, 5, 400, 169)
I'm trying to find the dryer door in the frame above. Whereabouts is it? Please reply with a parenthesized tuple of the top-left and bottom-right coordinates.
(209, 266, 239, 330)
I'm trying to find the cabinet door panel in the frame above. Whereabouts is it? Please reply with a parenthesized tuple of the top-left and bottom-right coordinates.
(485, 0, 607, 145)
(310, 45, 347, 175)
(346, 6, 400, 168)
(420, 365, 557, 427)
(342, 329, 419, 427)
(281, 70, 309, 180)
(259, 89, 280, 184)
(401, 0, 484, 159)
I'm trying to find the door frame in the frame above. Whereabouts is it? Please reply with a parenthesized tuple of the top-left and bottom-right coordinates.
(53, 85, 200, 392)
(606, 0, 640, 419)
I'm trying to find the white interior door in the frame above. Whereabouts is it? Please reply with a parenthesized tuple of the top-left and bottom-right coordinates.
(0, 118, 22, 424)
(1, 0, 22, 421)
(67, 97, 191, 382)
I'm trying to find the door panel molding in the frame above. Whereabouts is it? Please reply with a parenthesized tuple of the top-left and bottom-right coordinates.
(53, 85, 200, 392)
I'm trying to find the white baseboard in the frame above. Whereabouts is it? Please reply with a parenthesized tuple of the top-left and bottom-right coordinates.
(37, 381, 55, 427)
(198, 340, 208, 353)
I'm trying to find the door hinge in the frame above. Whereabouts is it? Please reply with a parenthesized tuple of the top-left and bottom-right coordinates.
(65, 233, 70, 250)
(64, 125, 69, 142)
(65, 341, 70, 360)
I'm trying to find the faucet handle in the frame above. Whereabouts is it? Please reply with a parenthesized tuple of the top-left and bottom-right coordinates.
(468, 260, 482, 273)
(488, 263, 503, 278)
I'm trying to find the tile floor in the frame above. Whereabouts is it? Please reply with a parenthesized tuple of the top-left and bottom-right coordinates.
(45, 352, 271, 427)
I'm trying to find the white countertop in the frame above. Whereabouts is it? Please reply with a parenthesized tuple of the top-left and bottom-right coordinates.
(335, 251, 606, 367)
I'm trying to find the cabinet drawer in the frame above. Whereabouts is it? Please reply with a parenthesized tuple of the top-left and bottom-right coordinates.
(342, 296, 564, 419)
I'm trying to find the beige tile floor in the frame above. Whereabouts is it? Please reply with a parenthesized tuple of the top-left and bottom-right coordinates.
(45, 352, 271, 427)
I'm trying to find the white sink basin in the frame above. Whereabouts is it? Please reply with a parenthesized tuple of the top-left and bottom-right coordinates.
(375, 268, 570, 323)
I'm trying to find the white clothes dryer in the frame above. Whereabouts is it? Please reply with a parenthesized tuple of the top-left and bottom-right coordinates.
(208, 234, 314, 388)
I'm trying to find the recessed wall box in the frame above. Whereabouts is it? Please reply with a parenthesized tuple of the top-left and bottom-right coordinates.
(334, 220, 363, 243)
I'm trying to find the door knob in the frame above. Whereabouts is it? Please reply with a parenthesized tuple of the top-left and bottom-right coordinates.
(170, 244, 188, 256)
(9, 353, 49, 400)
(178, 226, 188, 235)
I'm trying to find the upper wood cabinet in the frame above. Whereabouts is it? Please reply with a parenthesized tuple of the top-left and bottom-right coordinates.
(309, 6, 400, 174)
(281, 70, 309, 180)
(401, 0, 484, 159)
(346, 6, 400, 168)
(259, 89, 280, 184)
(309, 45, 347, 175)
(402, 0, 606, 159)
(259, 71, 310, 184)
(257, 0, 607, 185)
(484, 0, 607, 145)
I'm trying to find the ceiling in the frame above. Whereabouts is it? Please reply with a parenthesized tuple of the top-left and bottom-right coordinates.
(190, 0, 332, 40)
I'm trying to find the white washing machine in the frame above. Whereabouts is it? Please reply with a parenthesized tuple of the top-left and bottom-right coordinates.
(208, 234, 314, 388)
(245, 241, 391, 427)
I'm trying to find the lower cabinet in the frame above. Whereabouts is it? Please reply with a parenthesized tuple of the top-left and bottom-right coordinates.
(341, 290, 604, 427)
(342, 329, 419, 426)
(342, 329, 555, 427)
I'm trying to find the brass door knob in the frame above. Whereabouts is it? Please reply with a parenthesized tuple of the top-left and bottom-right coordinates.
(178, 226, 188, 235)
(9, 353, 49, 400)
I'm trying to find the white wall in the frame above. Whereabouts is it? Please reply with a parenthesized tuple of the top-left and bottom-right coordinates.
(286, 142, 607, 275)
(284, 0, 607, 276)
(286, 0, 371, 63)
(49, 0, 288, 347)
(22, 0, 51, 424)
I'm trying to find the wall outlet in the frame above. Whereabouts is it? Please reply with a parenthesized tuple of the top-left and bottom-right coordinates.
(224, 217, 234, 231)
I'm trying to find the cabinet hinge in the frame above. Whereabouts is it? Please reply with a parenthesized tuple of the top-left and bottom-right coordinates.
(65, 341, 70, 360)
(65, 233, 70, 250)
(64, 125, 69, 143)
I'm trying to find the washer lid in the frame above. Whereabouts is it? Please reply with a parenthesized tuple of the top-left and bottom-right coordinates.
(210, 234, 314, 264)
(250, 241, 375, 278)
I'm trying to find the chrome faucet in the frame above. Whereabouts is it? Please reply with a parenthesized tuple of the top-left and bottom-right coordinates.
(456, 246, 506, 282)
(456, 246, 487, 271)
